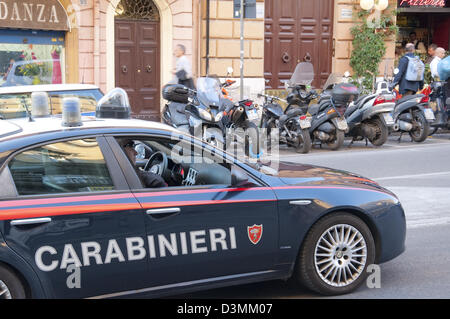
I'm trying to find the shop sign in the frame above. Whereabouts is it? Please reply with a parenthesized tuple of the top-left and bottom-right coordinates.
(0, 0, 69, 31)
(398, 0, 446, 7)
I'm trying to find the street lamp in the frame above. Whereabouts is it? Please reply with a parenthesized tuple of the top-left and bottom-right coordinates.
(360, 0, 374, 10)
(359, 0, 388, 11)
(375, 0, 389, 11)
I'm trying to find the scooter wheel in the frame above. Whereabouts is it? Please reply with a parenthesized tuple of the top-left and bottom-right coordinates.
(368, 117, 389, 147)
(327, 130, 345, 151)
(409, 110, 430, 143)
(295, 129, 312, 154)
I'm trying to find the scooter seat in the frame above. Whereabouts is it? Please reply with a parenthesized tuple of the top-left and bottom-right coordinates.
(279, 109, 304, 125)
(308, 104, 320, 116)
(354, 94, 369, 107)
(396, 94, 419, 105)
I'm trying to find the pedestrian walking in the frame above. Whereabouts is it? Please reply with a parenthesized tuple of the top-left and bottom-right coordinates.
(430, 47, 446, 79)
(172, 44, 195, 89)
(391, 43, 425, 96)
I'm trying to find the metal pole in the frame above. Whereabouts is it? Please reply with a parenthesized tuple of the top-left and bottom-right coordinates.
(206, 0, 210, 76)
(240, 0, 244, 100)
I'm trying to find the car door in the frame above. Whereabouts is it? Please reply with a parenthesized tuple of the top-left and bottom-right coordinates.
(106, 134, 280, 292)
(0, 136, 148, 298)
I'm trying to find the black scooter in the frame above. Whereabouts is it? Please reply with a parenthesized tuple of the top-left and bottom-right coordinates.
(258, 93, 312, 154)
(427, 80, 450, 135)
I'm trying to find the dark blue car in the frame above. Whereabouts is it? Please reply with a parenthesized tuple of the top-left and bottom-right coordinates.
(0, 111, 406, 298)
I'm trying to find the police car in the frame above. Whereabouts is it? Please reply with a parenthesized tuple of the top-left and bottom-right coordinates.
(0, 89, 406, 299)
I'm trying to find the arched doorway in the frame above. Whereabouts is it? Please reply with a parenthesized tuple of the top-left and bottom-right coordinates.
(114, 0, 161, 121)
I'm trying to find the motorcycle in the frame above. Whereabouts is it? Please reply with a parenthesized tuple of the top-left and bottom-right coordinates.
(219, 74, 262, 158)
(258, 93, 312, 154)
(422, 80, 450, 135)
(388, 69, 435, 142)
(343, 76, 396, 147)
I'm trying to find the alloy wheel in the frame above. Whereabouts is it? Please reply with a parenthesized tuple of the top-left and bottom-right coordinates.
(314, 224, 368, 287)
(0, 280, 12, 299)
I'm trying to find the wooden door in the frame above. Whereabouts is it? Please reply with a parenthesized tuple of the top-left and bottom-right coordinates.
(264, 0, 334, 89)
(115, 20, 160, 121)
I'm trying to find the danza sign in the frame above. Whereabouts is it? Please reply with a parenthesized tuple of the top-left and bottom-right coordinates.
(0, 0, 69, 31)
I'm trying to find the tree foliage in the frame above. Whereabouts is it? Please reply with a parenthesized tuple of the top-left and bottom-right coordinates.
(350, 6, 398, 92)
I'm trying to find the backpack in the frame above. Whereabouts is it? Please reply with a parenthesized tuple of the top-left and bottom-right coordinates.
(405, 56, 425, 82)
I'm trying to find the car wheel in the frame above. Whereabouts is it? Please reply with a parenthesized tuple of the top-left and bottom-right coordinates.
(0, 266, 26, 299)
(296, 212, 376, 296)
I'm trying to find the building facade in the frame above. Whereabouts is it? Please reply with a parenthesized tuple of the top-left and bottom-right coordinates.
(0, 0, 447, 120)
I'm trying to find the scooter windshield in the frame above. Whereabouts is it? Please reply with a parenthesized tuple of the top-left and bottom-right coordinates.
(323, 73, 346, 91)
(288, 62, 315, 86)
(196, 77, 222, 107)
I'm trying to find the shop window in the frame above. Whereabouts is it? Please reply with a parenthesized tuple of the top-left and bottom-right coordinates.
(0, 30, 65, 87)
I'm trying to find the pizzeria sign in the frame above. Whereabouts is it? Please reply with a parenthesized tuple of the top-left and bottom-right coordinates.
(398, 0, 447, 6)
(0, 0, 69, 31)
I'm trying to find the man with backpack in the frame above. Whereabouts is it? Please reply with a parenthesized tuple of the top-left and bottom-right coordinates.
(391, 43, 425, 96)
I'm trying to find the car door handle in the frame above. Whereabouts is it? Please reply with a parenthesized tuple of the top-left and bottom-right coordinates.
(11, 217, 52, 226)
(146, 208, 181, 216)
(289, 200, 312, 206)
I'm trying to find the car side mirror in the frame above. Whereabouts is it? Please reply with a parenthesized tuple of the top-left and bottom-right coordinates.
(231, 168, 248, 187)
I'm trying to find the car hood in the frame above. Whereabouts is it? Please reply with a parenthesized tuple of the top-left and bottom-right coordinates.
(274, 161, 395, 196)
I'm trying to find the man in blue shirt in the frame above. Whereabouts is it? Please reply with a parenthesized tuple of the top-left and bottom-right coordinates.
(391, 43, 424, 96)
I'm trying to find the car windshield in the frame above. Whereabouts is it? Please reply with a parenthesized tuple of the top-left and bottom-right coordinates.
(288, 62, 315, 86)
(196, 77, 222, 107)
(0, 89, 103, 119)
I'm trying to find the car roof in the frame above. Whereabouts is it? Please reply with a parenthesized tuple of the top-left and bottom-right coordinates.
(0, 84, 101, 95)
(0, 116, 177, 144)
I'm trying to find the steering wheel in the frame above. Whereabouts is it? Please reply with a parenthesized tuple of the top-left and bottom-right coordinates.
(144, 151, 169, 180)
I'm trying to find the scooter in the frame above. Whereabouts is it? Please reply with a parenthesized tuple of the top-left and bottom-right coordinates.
(284, 62, 318, 114)
(258, 93, 312, 154)
(388, 69, 435, 142)
(422, 80, 450, 135)
(162, 78, 226, 148)
(344, 78, 396, 147)
(305, 74, 356, 150)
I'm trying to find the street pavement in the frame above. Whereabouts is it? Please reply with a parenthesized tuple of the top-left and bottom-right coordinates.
(176, 132, 450, 299)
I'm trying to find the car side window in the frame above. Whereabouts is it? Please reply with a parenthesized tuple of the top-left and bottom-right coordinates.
(8, 138, 115, 196)
(115, 136, 260, 189)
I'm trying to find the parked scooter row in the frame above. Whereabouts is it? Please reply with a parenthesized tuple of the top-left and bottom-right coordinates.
(255, 62, 441, 154)
(162, 61, 445, 157)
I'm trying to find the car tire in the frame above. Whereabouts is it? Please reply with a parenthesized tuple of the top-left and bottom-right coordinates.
(0, 265, 26, 299)
(295, 212, 376, 296)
